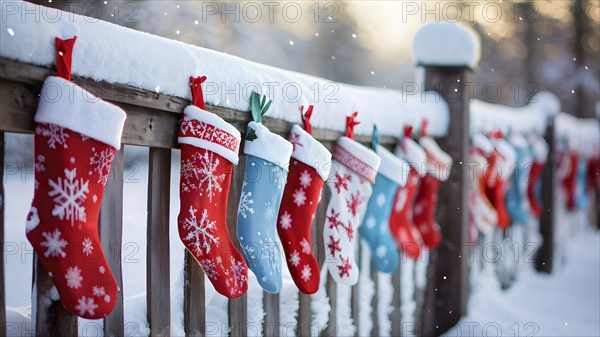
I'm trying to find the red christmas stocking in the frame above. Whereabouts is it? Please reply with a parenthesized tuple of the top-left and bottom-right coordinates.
(527, 135, 549, 218)
(412, 136, 452, 250)
(469, 134, 498, 239)
(561, 153, 579, 211)
(388, 128, 427, 260)
(26, 37, 126, 318)
(177, 76, 248, 298)
(278, 106, 331, 294)
(484, 135, 516, 229)
(587, 157, 600, 193)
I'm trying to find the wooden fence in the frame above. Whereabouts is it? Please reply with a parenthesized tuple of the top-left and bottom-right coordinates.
(0, 56, 555, 337)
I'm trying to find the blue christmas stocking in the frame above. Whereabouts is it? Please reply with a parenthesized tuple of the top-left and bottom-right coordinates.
(505, 134, 532, 225)
(575, 155, 589, 210)
(359, 145, 408, 273)
(237, 121, 293, 293)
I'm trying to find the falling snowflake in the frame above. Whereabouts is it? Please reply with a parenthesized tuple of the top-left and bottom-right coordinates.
(238, 190, 254, 219)
(230, 256, 247, 290)
(333, 173, 351, 194)
(299, 170, 312, 188)
(264, 202, 275, 221)
(65, 266, 83, 289)
(40, 228, 68, 258)
(99, 266, 105, 274)
(301, 264, 312, 282)
(376, 245, 387, 258)
(337, 256, 353, 278)
(279, 211, 292, 230)
(345, 191, 363, 216)
(36, 124, 69, 149)
(181, 206, 219, 255)
(82, 237, 93, 256)
(292, 189, 306, 206)
(326, 209, 344, 231)
(92, 286, 106, 297)
(300, 238, 312, 255)
(48, 168, 89, 227)
(376, 193, 386, 207)
(89, 147, 115, 186)
(326, 235, 341, 257)
(75, 296, 99, 316)
(35, 155, 46, 173)
(200, 259, 219, 280)
(289, 250, 301, 267)
(365, 216, 376, 229)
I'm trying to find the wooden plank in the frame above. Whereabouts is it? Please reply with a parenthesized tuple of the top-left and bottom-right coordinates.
(413, 260, 426, 337)
(536, 119, 556, 273)
(227, 156, 247, 337)
(297, 293, 312, 337)
(34, 255, 78, 336)
(0, 132, 5, 337)
(99, 148, 125, 337)
(184, 250, 205, 337)
(320, 274, 337, 337)
(421, 66, 471, 335)
(0, 58, 398, 148)
(368, 260, 377, 337)
(263, 293, 280, 337)
(390, 265, 402, 337)
(146, 148, 171, 337)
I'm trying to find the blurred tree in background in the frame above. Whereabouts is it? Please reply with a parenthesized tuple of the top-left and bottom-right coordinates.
(34, 0, 599, 118)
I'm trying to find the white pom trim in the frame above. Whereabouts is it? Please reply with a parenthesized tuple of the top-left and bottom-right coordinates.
(375, 145, 409, 186)
(34, 76, 126, 149)
(290, 124, 332, 180)
(178, 105, 241, 165)
(244, 121, 293, 170)
(472, 134, 494, 155)
(420, 137, 453, 181)
(395, 138, 427, 177)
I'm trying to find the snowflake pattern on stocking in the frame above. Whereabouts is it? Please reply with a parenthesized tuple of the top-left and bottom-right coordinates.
(35, 155, 46, 173)
(75, 296, 99, 316)
(345, 191, 363, 216)
(299, 170, 312, 188)
(344, 221, 355, 240)
(82, 237, 94, 256)
(200, 259, 219, 280)
(279, 211, 292, 230)
(326, 235, 341, 257)
(376, 193, 386, 207)
(264, 202, 275, 221)
(181, 206, 219, 255)
(301, 265, 312, 282)
(337, 256, 353, 278)
(40, 228, 68, 258)
(181, 152, 226, 202)
(289, 250, 301, 267)
(300, 238, 312, 255)
(48, 168, 89, 227)
(65, 266, 83, 289)
(326, 209, 344, 231)
(334, 173, 351, 194)
(238, 185, 255, 219)
(292, 189, 306, 206)
(92, 286, 111, 303)
(36, 124, 69, 149)
(89, 147, 116, 186)
(229, 256, 248, 291)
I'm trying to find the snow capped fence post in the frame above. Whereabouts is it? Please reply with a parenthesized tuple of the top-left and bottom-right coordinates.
(413, 22, 481, 336)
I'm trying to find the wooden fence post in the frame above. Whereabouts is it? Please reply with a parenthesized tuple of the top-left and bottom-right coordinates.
(147, 148, 172, 337)
(390, 265, 402, 336)
(420, 66, 473, 335)
(184, 250, 205, 337)
(536, 119, 556, 273)
(99, 148, 125, 336)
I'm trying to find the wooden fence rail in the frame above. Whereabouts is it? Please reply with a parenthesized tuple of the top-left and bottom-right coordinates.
(0, 56, 481, 337)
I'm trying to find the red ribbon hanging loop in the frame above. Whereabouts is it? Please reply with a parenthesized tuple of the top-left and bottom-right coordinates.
(345, 111, 360, 139)
(190, 75, 208, 109)
(300, 105, 314, 134)
(55, 36, 77, 81)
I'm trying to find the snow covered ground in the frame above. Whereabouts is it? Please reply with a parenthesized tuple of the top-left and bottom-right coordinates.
(448, 228, 600, 337)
